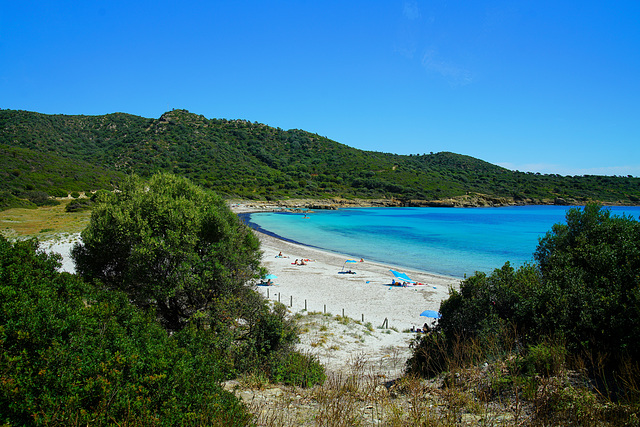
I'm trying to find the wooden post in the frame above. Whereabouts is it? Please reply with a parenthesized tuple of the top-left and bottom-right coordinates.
(342, 308, 344, 317)
(305, 299, 307, 311)
(362, 314, 364, 322)
(290, 295, 293, 307)
(278, 293, 280, 303)
(267, 289, 269, 298)
(324, 304, 326, 314)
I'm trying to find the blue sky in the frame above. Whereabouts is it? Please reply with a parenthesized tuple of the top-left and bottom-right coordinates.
(2, 1, 639, 176)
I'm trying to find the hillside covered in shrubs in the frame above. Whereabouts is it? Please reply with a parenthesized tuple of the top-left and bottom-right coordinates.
(1, 109, 639, 209)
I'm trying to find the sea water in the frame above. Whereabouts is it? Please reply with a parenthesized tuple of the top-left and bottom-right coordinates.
(243, 205, 640, 278)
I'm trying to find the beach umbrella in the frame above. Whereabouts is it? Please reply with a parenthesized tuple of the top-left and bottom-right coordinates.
(262, 274, 278, 280)
(420, 310, 441, 319)
(389, 269, 413, 283)
(342, 259, 357, 272)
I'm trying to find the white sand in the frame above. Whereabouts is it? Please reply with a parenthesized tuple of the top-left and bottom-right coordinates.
(255, 230, 457, 330)
(253, 230, 460, 375)
(40, 233, 81, 273)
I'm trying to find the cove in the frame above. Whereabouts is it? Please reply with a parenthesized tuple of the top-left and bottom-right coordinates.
(242, 205, 640, 278)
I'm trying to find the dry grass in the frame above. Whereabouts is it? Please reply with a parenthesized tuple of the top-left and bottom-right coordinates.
(240, 314, 640, 426)
(242, 353, 633, 427)
(242, 355, 520, 426)
(0, 200, 91, 240)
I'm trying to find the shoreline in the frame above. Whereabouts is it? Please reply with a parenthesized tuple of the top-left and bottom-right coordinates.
(251, 226, 460, 374)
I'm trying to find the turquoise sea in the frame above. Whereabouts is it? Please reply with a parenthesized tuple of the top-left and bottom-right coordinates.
(242, 205, 640, 278)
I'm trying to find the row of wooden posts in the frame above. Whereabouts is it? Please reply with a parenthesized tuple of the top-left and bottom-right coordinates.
(265, 288, 387, 327)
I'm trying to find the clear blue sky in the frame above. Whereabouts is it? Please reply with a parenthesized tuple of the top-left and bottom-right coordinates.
(2, 1, 639, 176)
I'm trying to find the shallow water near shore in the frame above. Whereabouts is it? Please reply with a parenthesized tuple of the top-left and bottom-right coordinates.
(243, 205, 640, 278)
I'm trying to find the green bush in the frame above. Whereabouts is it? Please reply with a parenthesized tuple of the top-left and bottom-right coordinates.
(406, 331, 451, 378)
(25, 190, 59, 206)
(90, 189, 111, 202)
(65, 199, 92, 212)
(534, 204, 640, 361)
(519, 341, 567, 377)
(49, 188, 68, 198)
(70, 191, 80, 198)
(0, 191, 35, 211)
(72, 173, 302, 383)
(408, 205, 640, 396)
(72, 173, 264, 332)
(271, 351, 326, 388)
(0, 235, 252, 426)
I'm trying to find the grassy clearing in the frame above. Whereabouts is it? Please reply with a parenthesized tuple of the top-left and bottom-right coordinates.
(0, 200, 91, 240)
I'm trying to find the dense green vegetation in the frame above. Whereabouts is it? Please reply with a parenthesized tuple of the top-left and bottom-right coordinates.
(407, 205, 640, 422)
(0, 143, 125, 210)
(0, 174, 324, 425)
(72, 173, 264, 332)
(1, 109, 639, 206)
(0, 236, 252, 426)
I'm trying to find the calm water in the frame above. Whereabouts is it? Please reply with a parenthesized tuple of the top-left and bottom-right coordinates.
(243, 206, 640, 278)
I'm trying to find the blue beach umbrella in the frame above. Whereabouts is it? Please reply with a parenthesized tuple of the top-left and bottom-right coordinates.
(342, 259, 358, 271)
(262, 274, 278, 280)
(389, 269, 413, 283)
(420, 310, 441, 319)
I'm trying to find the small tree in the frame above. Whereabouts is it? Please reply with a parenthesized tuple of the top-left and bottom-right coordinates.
(534, 204, 640, 359)
(72, 173, 263, 331)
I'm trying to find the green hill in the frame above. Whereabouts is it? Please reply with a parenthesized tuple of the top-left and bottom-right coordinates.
(1, 108, 638, 206)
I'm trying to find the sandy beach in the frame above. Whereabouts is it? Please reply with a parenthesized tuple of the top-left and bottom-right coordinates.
(254, 229, 457, 328)
(251, 226, 460, 375)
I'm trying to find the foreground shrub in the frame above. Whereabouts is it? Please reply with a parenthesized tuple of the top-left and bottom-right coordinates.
(0, 236, 251, 426)
(406, 331, 452, 378)
(519, 341, 567, 377)
(534, 204, 640, 364)
(72, 173, 263, 332)
(407, 204, 640, 421)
